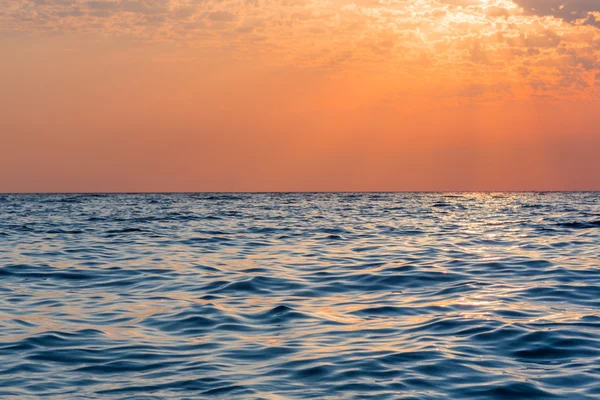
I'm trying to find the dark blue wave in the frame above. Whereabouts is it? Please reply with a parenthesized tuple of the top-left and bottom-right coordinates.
(0, 192, 599, 398)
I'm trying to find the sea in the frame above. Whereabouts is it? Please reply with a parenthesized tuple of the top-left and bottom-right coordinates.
(0, 192, 599, 399)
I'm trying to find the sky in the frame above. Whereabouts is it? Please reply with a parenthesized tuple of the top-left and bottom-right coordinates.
(1, 0, 600, 192)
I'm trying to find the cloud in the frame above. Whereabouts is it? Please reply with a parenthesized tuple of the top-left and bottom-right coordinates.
(1, 0, 599, 100)
(121, 0, 170, 15)
(514, 0, 600, 26)
(207, 11, 236, 22)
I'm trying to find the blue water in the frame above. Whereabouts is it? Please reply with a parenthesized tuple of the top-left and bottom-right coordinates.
(1, 193, 599, 399)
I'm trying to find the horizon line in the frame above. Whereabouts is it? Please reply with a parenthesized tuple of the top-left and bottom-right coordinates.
(2, 191, 599, 195)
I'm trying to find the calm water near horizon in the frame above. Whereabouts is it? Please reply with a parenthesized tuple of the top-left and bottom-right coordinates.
(1, 193, 599, 399)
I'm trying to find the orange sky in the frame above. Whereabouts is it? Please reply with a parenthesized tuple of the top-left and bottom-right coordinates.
(1, 0, 600, 191)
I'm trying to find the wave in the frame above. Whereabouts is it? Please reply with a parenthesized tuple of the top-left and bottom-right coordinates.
(0, 192, 599, 398)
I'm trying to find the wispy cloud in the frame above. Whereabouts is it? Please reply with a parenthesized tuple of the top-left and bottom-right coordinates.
(2, 0, 599, 99)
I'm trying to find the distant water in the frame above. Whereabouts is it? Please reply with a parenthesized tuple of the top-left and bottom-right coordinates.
(1, 193, 599, 399)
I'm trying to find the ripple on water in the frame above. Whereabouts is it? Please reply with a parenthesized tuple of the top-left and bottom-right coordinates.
(0, 192, 599, 399)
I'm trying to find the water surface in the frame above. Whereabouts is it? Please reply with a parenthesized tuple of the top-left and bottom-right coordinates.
(1, 193, 599, 398)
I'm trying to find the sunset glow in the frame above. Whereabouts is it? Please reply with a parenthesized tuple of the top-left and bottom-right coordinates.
(2, 0, 599, 191)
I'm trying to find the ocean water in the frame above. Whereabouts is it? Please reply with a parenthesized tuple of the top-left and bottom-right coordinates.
(0, 193, 599, 399)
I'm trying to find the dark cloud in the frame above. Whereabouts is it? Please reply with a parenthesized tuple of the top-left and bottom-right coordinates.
(207, 11, 236, 22)
(171, 6, 197, 19)
(514, 0, 600, 26)
(29, 0, 77, 4)
(121, 0, 170, 15)
(87, 1, 119, 10)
